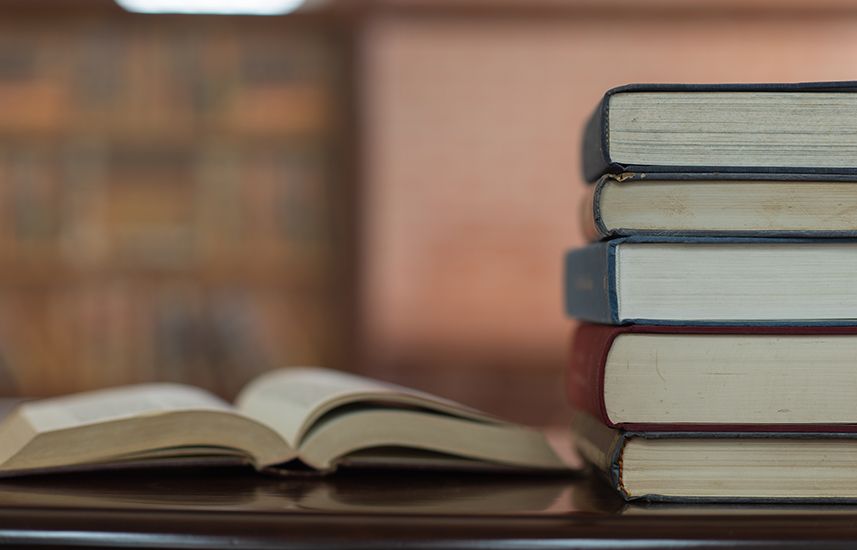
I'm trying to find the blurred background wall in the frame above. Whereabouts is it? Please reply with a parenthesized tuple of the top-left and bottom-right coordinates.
(1, 0, 857, 424)
(357, 0, 857, 423)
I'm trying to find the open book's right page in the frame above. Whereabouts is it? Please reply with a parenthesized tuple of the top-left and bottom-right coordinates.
(235, 367, 496, 449)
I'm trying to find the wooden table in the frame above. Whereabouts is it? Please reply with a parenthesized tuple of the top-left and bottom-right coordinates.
(1, 467, 857, 548)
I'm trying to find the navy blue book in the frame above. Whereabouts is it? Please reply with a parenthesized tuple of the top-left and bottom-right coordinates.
(582, 172, 857, 240)
(564, 236, 857, 326)
(582, 81, 857, 183)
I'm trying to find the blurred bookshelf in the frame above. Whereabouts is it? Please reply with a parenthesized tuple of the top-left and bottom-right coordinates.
(0, 10, 352, 398)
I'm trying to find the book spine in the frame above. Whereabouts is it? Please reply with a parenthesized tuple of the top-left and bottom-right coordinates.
(570, 412, 628, 497)
(581, 98, 612, 182)
(566, 323, 624, 427)
(578, 180, 602, 242)
(564, 241, 617, 324)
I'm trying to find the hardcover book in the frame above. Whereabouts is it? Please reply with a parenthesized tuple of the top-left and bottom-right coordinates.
(564, 236, 857, 325)
(582, 81, 857, 182)
(568, 323, 857, 431)
(573, 411, 857, 502)
(0, 367, 566, 477)
(584, 173, 857, 239)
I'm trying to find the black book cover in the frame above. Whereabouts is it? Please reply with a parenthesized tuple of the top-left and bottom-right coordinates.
(582, 81, 857, 182)
(573, 411, 857, 503)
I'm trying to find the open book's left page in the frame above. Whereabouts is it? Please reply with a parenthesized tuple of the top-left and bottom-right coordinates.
(0, 384, 293, 476)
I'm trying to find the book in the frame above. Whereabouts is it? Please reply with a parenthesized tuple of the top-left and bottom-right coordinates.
(573, 411, 857, 502)
(584, 173, 857, 239)
(564, 236, 857, 325)
(0, 367, 567, 477)
(568, 323, 857, 431)
(582, 81, 857, 182)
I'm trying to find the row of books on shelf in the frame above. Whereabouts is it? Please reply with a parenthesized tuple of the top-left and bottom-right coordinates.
(566, 81, 857, 502)
(0, 143, 334, 269)
(0, 285, 333, 398)
(0, 24, 335, 135)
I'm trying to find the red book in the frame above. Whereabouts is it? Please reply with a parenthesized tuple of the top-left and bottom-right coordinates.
(567, 323, 857, 432)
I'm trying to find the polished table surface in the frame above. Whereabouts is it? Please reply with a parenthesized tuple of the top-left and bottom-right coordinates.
(3, 467, 857, 548)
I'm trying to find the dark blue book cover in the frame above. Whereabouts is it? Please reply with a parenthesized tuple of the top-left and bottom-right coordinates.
(582, 81, 857, 182)
(563, 235, 857, 326)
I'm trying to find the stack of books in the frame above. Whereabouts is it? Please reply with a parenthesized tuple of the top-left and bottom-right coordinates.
(565, 81, 857, 502)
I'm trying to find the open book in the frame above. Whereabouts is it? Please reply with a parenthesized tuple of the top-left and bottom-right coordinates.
(0, 368, 567, 477)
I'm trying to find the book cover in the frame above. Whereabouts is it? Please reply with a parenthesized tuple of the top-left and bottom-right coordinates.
(582, 81, 857, 182)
